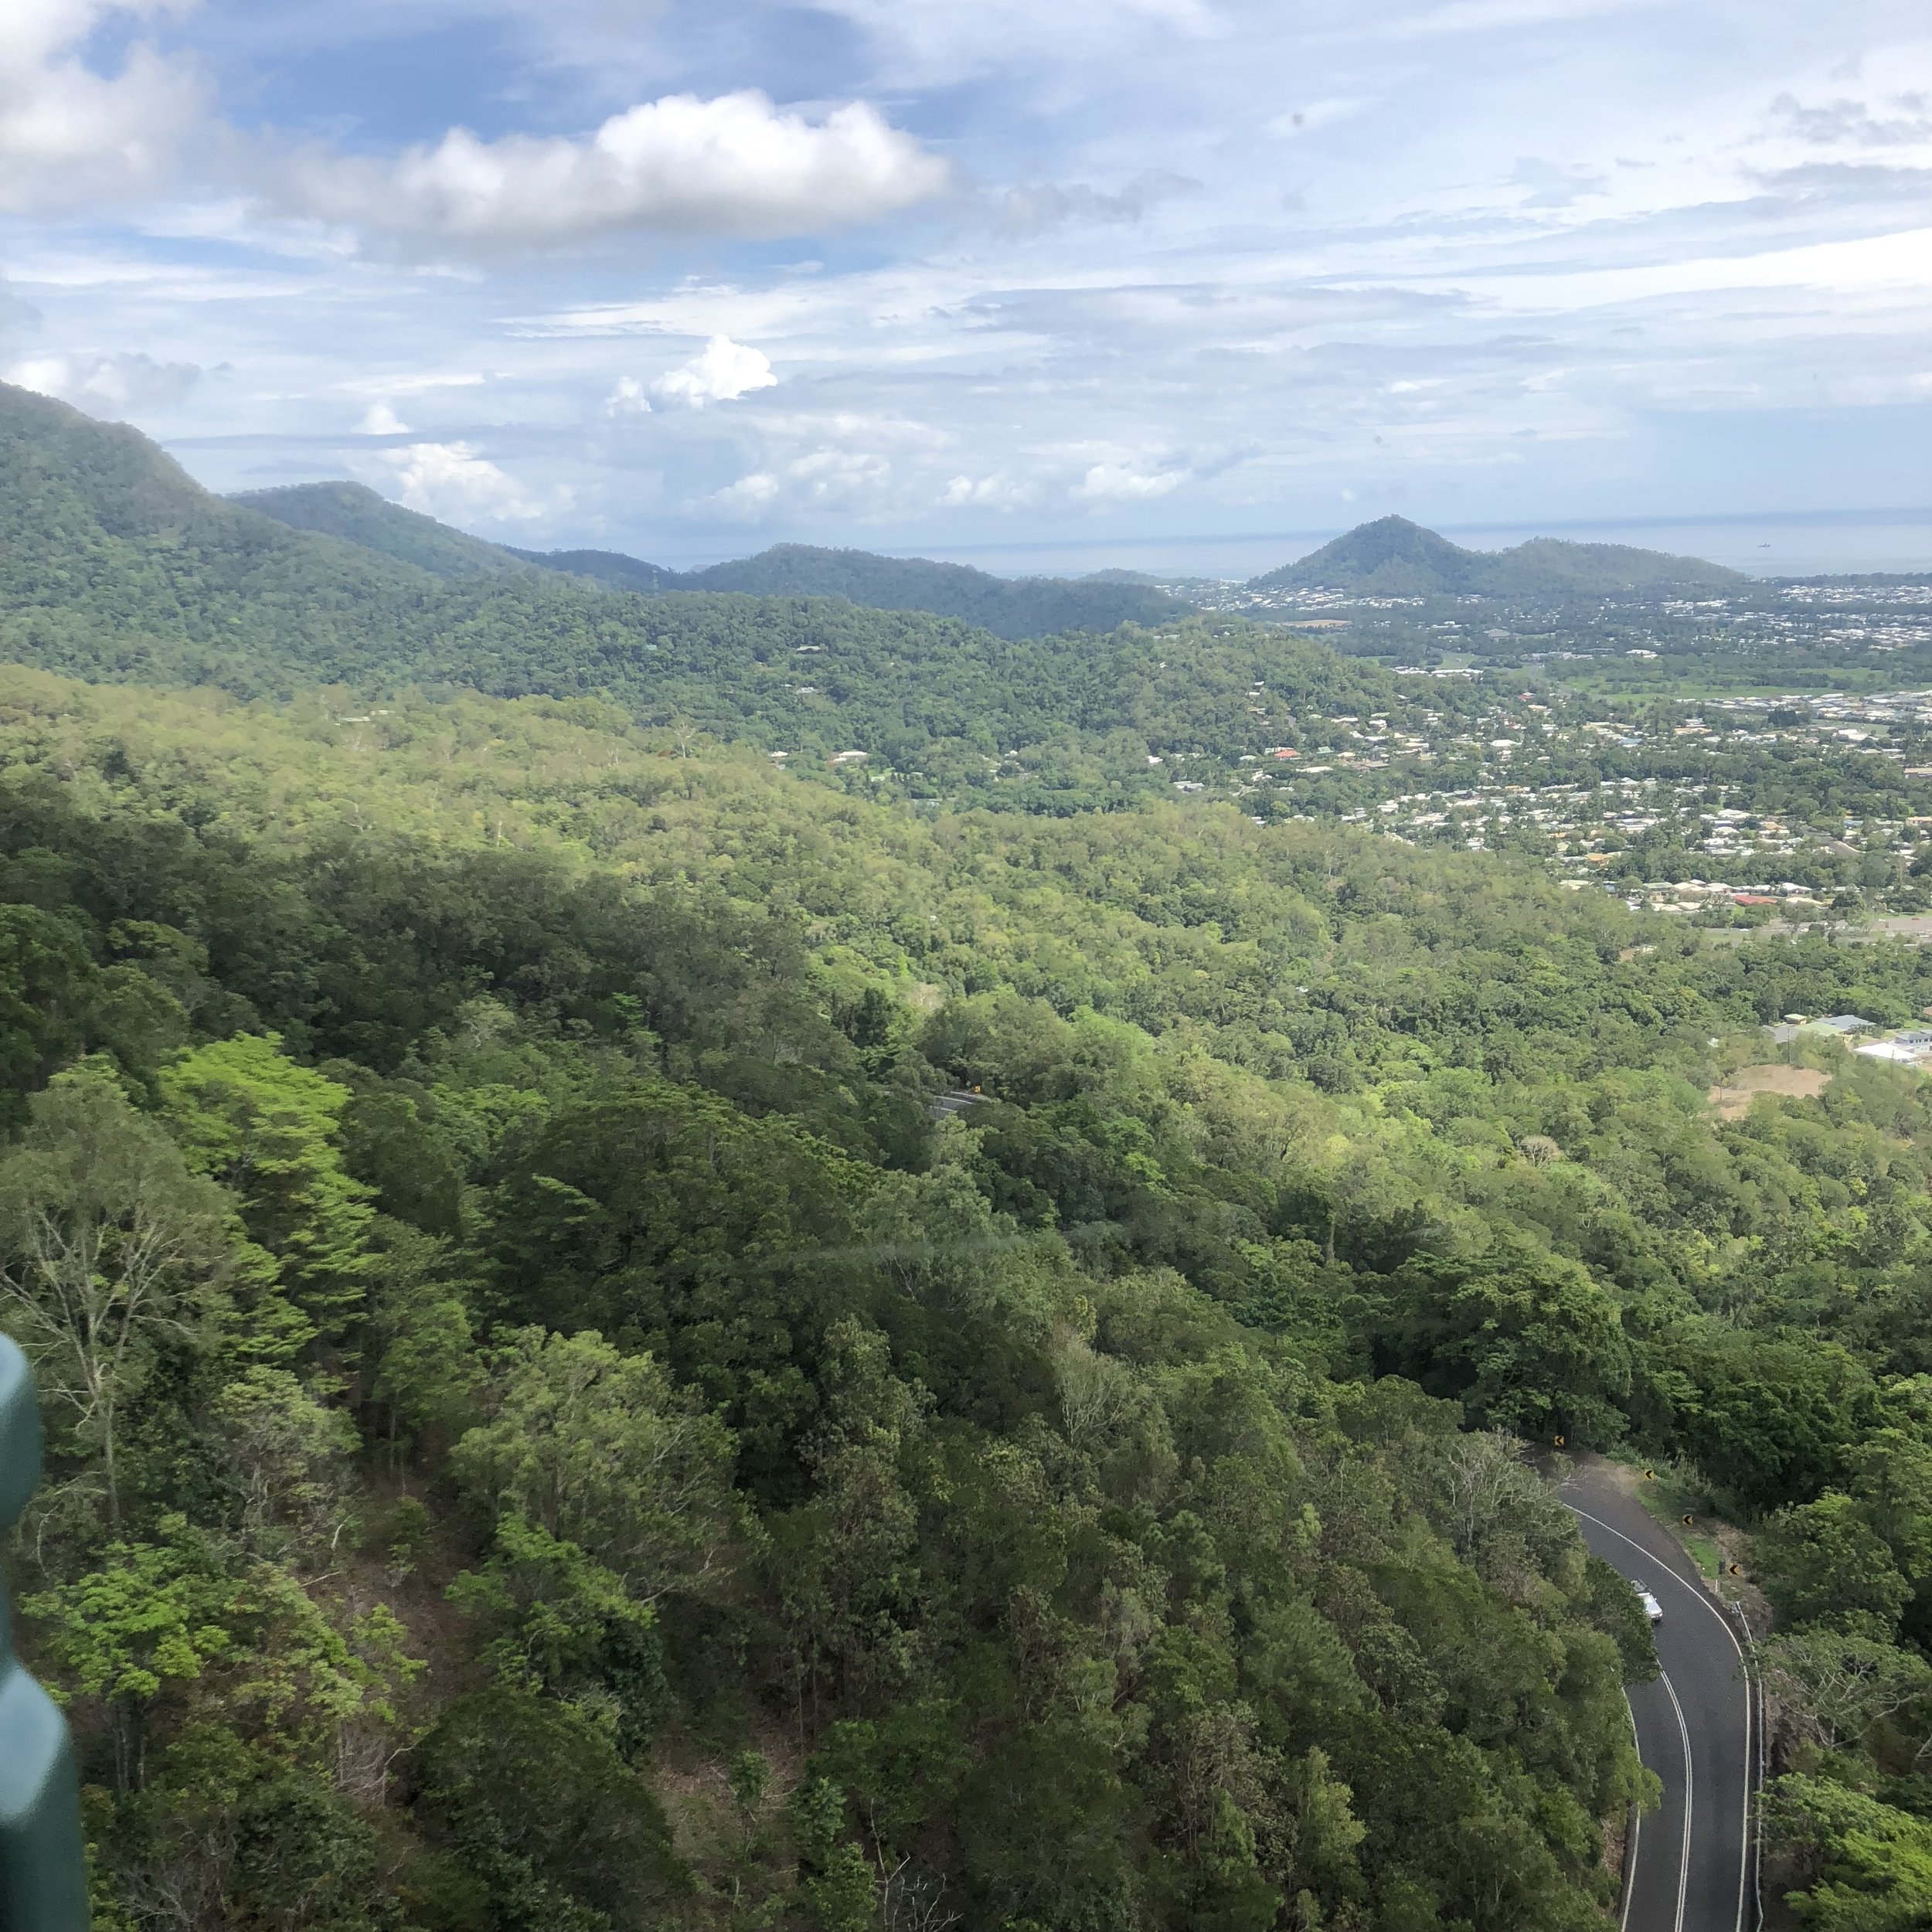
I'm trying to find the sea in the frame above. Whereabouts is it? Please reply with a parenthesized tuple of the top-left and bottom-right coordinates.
(869, 510, 1932, 585)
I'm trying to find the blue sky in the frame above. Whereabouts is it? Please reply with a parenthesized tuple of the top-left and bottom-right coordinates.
(2, 0, 1929, 570)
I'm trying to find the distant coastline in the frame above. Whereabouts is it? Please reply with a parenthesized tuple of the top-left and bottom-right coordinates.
(641, 509, 1932, 583)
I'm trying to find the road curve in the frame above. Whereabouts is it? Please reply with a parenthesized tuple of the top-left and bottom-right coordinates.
(1560, 1464, 1761, 1932)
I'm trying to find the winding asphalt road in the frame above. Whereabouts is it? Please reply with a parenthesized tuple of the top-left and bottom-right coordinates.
(1560, 1465, 1762, 1932)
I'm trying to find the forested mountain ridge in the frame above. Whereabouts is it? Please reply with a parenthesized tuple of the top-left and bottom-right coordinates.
(6, 658, 1932, 1927)
(230, 481, 536, 580)
(234, 474, 1195, 637)
(1253, 514, 1747, 597)
(0, 382, 1392, 797)
(667, 541, 1196, 638)
(0, 381, 448, 689)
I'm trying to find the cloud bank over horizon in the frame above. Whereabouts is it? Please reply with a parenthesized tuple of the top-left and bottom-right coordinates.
(0, 0, 1927, 566)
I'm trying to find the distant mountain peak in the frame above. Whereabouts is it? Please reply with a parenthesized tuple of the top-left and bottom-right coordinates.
(1250, 515, 1746, 597)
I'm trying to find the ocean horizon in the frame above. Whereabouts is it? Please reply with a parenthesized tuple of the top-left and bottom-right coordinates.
(648, 509, 1932, 583)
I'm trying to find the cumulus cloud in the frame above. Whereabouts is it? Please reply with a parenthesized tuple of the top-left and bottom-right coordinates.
(0, 16, 946, 259)
(942, 472, 1041, 509)
(1070, 461, 1189, 503)
(352, 440, 566, 525)
(603, 376, 652, 417)
(0, 0, 207, 213)
(650, 336, 777, 407)
(711, 447, 893, 520)
(277, 92, 948, 252)
(356, 401, 411, 435)
(6, 349, 201, 415)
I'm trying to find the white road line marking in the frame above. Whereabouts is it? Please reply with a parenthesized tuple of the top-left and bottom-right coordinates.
(1740, 1615, 1756, 1932)
(1620, 1695, 1642, 1932)
(1565, 1497, 1755, 1932)
(1661, 1668, 1695, 1932)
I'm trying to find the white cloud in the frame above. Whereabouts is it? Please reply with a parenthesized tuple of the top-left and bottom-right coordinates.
(1471, 224, 1932, 312)
(0, 1, 207, 213)
(5, 349, 201, 414)
(711, 447, 893, 520)
(712, 470, 782, 515)
(345, 371, 488, 399)
(1070, 461, 1189, 503)
(352, 440, 565, 525)
(650, 335, 777, 407)
(603, 376, 652, 417)
(279, 92, 949, 252)
(942, 472, 1040, 509)
(356, 401, 411, 435)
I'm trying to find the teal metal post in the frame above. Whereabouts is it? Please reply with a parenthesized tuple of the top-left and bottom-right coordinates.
(0, 1334, 90, 1930)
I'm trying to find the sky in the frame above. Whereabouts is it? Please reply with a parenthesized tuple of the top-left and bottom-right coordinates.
(2, 0, 1930, 572)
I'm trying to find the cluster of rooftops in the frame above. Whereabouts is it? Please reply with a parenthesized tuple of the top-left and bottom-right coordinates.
(1764, 1013, 1932, 1065)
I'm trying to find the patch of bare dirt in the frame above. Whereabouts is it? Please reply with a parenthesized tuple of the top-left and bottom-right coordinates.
(1708, 1063, 1831, 1119)
(651, 1713, 807, 1869)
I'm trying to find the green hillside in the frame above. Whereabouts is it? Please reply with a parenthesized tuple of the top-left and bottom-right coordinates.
(0, 383, 1399, 797)
(0, 382, 447, 689)
(1254, 514, 1747, 597)
(10, 664, 1932, 1930)
(230, 480, 533, 580)
(230, 471, 1197, 638)
(226, 480, 682, 590)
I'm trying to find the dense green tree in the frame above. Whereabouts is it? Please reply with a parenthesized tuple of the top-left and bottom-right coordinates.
(0, 1062, 236, 1523)
(1757, 1494, 1913, 1634)
(1369, 1241, 1632, 1446)
(1636, 1328, 1871, 1514)
(410, 1689, 688, 1932)
(451, 1326, 745, 1604)
(447, 1514, 667, 1760)
(160, 1036, 376, 1352)
(1764, 1776, 1932, 1932)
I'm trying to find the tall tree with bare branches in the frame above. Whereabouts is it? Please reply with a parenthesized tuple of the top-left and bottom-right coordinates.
(0, 1063, 236, 1526)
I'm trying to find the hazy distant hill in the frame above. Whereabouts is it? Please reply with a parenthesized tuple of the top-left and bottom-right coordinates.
(236, 489, 1199, 638)
(672, 543, 1194, 639)
(503, 545, 682, 592)
(531, 532, 1198, 638)
(1253, 514, 1747, 597)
